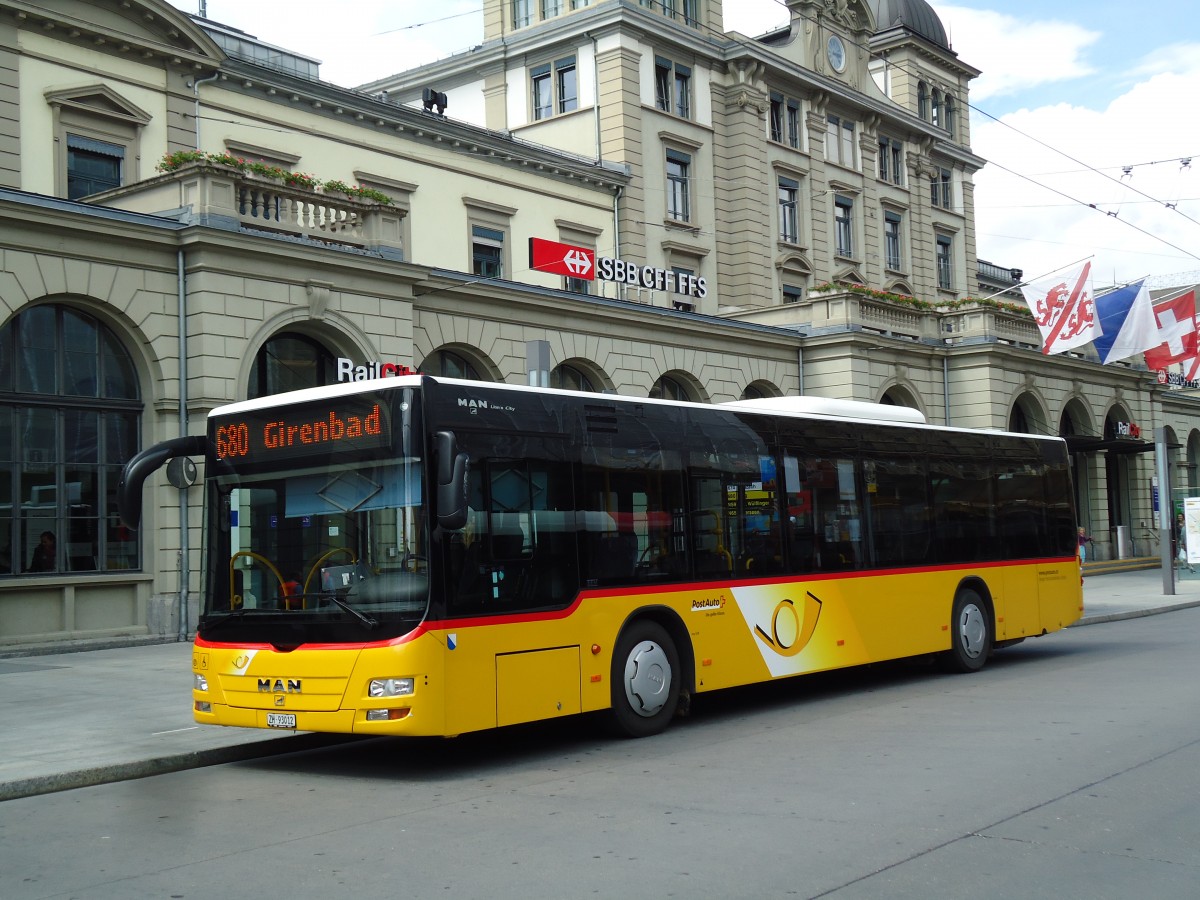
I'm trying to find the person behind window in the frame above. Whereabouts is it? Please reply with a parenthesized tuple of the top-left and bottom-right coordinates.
(280, 573, 303, 610)
(28, 531, 56, 572)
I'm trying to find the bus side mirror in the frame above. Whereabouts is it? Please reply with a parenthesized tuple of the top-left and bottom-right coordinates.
(117, 435, 211, 530)
(435, 430, 469, 530)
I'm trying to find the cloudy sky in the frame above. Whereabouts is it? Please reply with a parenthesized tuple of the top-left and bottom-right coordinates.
(166, 0, 1200, 289)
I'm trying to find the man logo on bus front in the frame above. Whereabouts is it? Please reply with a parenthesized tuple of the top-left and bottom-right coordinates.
(753, 592, 823, 657)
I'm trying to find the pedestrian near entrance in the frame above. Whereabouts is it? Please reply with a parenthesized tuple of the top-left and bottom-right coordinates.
(1077, 526, 1092, 564)
(1176, 513, 1195, 573)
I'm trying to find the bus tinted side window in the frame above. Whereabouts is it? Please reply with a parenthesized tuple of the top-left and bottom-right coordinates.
(930, 456, 995, 563)
(994, 450, 1046, 560)
(578, 459, 686, 586)
(1042, 448, 1077, 557)
(864, 457, 932, 568)
(447, 455, 577, 614)
(783, 455, 863, 572)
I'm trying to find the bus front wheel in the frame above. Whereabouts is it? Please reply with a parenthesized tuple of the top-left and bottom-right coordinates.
(609, 620, 681, 738)
(943, 588, 992, 673)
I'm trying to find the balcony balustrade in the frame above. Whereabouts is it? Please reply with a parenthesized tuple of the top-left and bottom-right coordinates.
(86, 162, 404, 258)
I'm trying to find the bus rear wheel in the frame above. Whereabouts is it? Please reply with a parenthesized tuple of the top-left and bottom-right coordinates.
(609, 620, 681, 738)
(943, 589, 992, 673)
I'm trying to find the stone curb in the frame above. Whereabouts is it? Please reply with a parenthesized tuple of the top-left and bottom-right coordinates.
(1073, 599, 1200, 627)
(0, 733, 357, 803)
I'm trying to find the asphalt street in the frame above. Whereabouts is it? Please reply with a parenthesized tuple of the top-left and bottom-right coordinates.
(1, 565, 1196, 802)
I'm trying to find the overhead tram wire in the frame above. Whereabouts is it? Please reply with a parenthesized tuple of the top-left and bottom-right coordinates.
(984, 158, 1200, 266)
(968, 105, 1200, 233)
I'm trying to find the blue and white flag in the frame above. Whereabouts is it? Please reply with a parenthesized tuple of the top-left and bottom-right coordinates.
(1091, 280, 1159, 364)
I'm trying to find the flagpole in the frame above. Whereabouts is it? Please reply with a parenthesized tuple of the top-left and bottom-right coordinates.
(1094, 274, 1149, 299)
(975, 255, 1094, 305)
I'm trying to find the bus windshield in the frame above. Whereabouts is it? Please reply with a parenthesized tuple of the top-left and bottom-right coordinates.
(199, 390, 428, 644)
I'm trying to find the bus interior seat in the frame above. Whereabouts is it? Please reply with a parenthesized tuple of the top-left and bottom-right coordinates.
(693, 510, 731, 576)
(586, 531, 639, 583)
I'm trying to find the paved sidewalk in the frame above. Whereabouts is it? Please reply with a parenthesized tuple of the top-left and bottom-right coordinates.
(2, 566, 1197, 803)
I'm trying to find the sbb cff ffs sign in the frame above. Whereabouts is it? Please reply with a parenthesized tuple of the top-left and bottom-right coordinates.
(529, 237, 707, 299)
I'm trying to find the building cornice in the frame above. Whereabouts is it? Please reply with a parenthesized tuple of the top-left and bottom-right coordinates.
(0, 0, 223, 73)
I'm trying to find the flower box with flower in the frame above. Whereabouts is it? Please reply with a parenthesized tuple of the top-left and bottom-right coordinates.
(154, 151, 393, 204)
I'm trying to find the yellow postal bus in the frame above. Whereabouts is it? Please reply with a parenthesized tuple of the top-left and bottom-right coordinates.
(119, 376, 1083, 738)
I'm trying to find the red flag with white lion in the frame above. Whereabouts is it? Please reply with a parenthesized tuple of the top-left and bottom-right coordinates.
(1019, 261, 1097, 355)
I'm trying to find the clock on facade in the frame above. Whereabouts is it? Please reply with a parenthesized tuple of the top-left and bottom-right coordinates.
(827, 34, 847, 73)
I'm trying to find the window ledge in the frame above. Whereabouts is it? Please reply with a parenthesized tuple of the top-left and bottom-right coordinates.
(663, 218, 700, 236)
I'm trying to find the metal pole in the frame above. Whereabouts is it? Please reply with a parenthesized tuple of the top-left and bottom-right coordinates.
(1156, 426, 1174, 595)
(178, 249, 191, 638)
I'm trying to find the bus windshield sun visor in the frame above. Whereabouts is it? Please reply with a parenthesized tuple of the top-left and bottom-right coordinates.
(117, 435, 214, 530)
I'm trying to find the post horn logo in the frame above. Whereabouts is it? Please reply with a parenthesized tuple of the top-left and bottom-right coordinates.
(754, 592, 823, 657)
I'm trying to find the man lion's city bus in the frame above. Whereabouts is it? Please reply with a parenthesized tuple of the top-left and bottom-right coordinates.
(118, 375, 1083, 738)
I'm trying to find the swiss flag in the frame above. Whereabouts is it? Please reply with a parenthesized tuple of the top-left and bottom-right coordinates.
(1143, 291, 1198, 371)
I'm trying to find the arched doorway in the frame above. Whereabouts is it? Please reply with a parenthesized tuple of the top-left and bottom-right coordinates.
(880, 384, 920, 410)
(1008, 392, 1048, 435)
(1059, 400, 1094, 531)
(1103, 406, 1136, 541)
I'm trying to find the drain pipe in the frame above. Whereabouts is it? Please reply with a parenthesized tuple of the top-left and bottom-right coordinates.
(177, 248, 190, 640)
(611, 185, 622, 300)
(942, 355, 951, 426)
(190, 71, 220, 149)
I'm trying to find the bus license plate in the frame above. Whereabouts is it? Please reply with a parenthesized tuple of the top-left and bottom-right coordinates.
(266, 713, 296, 729)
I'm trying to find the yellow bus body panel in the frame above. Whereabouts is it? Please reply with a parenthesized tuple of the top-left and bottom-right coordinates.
(193, 558, 1082, 737)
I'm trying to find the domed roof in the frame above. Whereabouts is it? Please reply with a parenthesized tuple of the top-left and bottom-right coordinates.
(869, 0, 949, 50)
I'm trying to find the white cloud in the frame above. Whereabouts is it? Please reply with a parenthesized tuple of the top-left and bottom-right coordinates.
(723, 3, 791, 38)
(971, 68, 1200, 285)
(1127, 41, 1200, 80)
(934, 5, 1100, 102)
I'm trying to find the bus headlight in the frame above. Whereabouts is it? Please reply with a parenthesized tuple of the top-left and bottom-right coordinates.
(194, 674, 209, 692)
(369, 677, 414, 698)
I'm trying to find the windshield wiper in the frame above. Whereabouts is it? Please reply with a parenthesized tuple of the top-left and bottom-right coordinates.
(202, 607, 269, 633)
(204, 595, 378, 632)
(324, 593, 379, 630)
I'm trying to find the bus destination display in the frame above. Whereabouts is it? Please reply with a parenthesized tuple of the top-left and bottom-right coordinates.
(213, 399, 391, 462)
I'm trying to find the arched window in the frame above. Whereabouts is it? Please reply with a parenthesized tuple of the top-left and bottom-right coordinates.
(0, 305, 141, 575)
(943, 94, 955, 137)
(649, 374, 692, 402)
(551, 363, 598, 393)
(917, 81, 928, 120)
(248, 332, 338, 400)
(420, 348, 485, 381)
(931, 89, 941, 128)
(741, 383, 768, 401)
